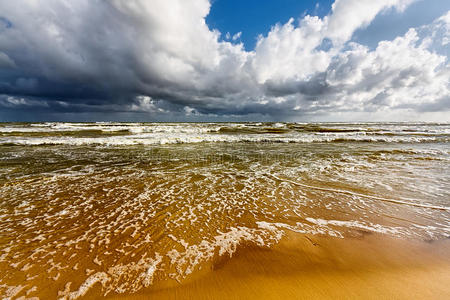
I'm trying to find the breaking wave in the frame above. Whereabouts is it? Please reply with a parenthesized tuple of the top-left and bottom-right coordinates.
(1, 122, 448, 146)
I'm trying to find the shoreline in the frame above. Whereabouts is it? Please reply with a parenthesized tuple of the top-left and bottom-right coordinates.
(101, 232, 450, 299)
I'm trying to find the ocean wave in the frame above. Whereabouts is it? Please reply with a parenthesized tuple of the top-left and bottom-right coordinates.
(0, 132, 447, 146)
(1, 122, 449, 136)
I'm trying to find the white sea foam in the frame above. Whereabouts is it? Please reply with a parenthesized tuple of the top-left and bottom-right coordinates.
(0, 131, 446, 146)
(167, 226, 283, 281)
(58, 272, 110, 300)
(0, 284, 25, 299)
(305, 218, 401, 235)
(1, 122, 448, 141)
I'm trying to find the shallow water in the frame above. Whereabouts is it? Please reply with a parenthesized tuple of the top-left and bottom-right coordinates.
(0, 122, 449, 299)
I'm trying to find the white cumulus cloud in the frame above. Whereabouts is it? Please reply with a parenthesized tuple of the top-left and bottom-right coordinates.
(0, 0, 448, 121)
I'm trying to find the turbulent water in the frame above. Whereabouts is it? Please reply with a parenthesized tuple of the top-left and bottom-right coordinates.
(0, 122, 449, 299)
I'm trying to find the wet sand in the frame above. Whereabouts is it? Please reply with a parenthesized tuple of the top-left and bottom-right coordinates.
(101, 232, 450, 300)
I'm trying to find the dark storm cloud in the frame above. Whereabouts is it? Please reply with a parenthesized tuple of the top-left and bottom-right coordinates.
(0, 0, 449, 121)
(264, 73, 336, 99)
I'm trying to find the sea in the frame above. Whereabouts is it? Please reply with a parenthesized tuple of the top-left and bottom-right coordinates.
(0, 122, 449, 298)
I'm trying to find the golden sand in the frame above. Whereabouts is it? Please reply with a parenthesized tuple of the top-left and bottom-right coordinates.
(94, 232, 450, 300)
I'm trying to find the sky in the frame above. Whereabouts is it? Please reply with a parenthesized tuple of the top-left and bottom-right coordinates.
(206, 0, 335, 50)
(0, 0, 449, 122)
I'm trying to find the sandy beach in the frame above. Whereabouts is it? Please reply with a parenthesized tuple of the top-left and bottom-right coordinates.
(102, 231, 450, 300)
